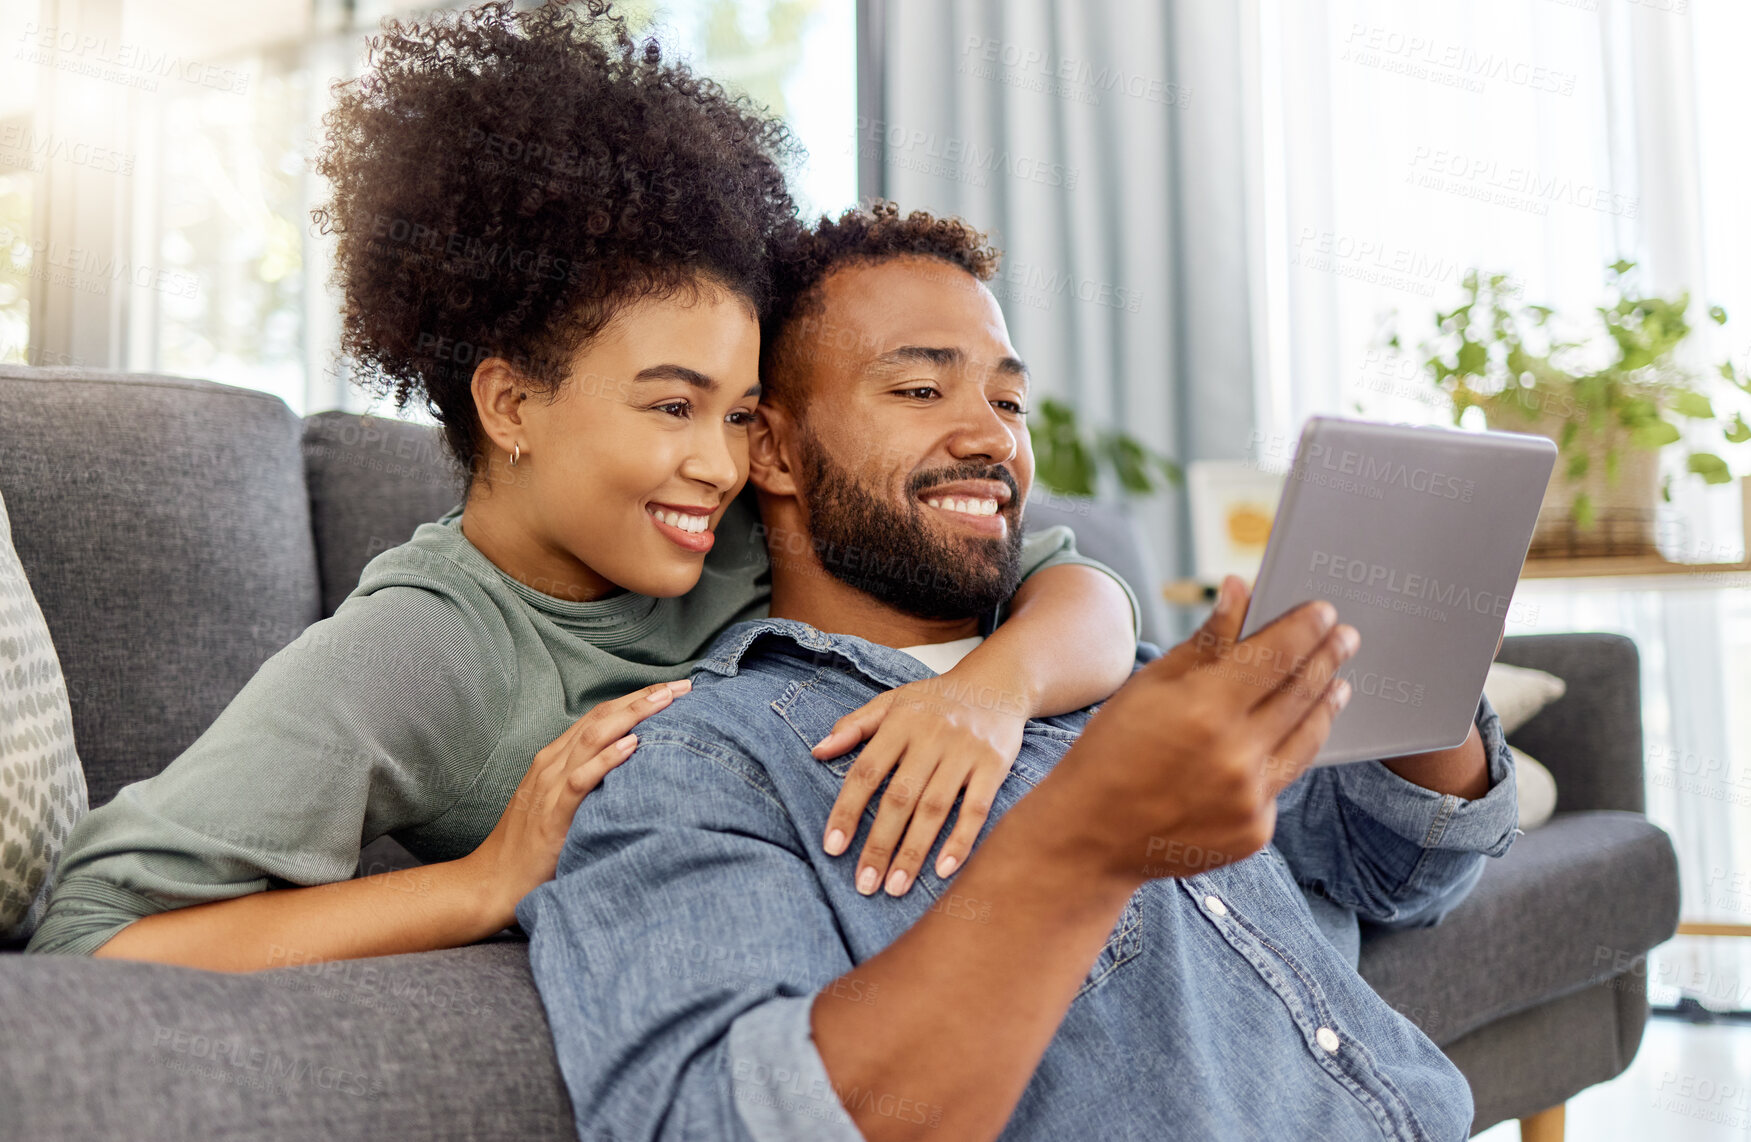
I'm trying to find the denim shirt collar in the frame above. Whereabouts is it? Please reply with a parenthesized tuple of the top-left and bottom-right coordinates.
(692, 617, 952, 692)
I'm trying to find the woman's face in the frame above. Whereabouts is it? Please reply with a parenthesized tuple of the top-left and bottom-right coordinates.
(478, 286, 763, 600)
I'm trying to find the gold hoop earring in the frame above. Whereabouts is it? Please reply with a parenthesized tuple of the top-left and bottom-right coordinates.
(510, 442, 521, 467)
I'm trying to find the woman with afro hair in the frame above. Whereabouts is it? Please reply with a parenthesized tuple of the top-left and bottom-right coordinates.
(28, 0, 1139, 969)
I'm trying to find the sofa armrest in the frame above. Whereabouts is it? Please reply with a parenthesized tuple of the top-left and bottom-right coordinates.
(1495, 633, 1644, 814)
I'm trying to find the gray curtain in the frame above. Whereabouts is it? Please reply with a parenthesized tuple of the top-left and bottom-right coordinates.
(863, 0, 1261, 617)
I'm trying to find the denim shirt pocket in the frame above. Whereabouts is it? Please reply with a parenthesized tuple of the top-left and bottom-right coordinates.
(1078, 889, 1147, 1000)
(771, 672, 873, 780)
(1014, 723, 1078, 786)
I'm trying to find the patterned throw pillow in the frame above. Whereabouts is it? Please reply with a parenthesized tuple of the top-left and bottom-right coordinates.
(0, 487, 87, 938)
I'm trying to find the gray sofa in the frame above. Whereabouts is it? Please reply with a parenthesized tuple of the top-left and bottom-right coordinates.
(0, 366, 1680, 1139)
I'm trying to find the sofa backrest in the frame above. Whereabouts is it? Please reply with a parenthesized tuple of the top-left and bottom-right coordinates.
(0, 367, 320, 808)
(302, 413, 1171, 645)
(1022, 492, 1169, 647)
(301, 411, 468, 618)
(2, 368, 1169, 808)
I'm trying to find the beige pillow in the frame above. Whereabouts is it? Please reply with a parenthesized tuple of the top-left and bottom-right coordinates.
(1483, 663, 1564, 830)
(0, 488, 88, 938)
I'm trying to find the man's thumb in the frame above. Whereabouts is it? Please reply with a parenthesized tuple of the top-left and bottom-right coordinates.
(1199, 575, 1249, 650)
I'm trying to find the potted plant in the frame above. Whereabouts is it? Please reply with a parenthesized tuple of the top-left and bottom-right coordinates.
(1028, 397, 1182, 499)
(1391, 262, 1751, 558)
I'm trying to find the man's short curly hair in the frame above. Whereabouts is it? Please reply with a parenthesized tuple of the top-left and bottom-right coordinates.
(760, 201, 1002, 409)
(312, 0, 799, 481)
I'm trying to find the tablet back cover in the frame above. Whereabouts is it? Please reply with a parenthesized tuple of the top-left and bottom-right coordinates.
(1237, 417, 1556, 765)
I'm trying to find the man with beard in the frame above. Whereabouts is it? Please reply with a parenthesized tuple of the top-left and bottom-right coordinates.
(517, 203, 1520, 1142)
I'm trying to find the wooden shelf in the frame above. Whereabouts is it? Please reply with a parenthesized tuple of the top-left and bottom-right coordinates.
(1677, 922, 1751, 939)
(1162, 555, 1751, 604)
(1520, 554, 1751, 580)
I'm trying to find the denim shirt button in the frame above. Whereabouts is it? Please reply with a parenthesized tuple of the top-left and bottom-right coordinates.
(1203, 894, 1228, 917)
(1316, 1026, 1341, 1054)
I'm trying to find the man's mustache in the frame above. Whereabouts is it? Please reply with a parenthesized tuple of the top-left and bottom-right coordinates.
(907, 464, 1020, 507)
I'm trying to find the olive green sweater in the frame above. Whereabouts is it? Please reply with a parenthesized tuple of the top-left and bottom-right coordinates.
(28, 490, 1137, 955)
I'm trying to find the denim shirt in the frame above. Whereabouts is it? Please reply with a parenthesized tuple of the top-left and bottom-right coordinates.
(518, 618, 1520, 1142)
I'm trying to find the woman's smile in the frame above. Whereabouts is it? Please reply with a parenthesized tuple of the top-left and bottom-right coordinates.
(645, 501, 717, 552)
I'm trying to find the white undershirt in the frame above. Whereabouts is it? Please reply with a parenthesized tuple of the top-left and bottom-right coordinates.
(894, 634, 987, 675)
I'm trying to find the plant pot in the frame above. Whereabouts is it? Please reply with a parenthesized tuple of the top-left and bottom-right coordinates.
(1485, 405, 1662, 558)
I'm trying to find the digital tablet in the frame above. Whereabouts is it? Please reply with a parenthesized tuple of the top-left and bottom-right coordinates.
(1237, 417, 1556, 766)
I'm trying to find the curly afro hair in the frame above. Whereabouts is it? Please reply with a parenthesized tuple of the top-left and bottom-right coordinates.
(760, 200, 1002, 409)
(313, 0, 800, 481)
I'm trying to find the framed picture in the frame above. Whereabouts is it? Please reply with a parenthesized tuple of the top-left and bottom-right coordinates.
(1187, 460, 1286, 584)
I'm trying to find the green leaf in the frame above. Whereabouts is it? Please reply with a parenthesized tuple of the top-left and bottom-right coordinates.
(1028, 401, 1097, 496)
(1099, 433, 1157, 495)
(1630, 419, 1681, 449)
(1455, 339, 1487, 376)
(1029, 400, 1180, 498)
(1661, 475, 1672, 503)
(1573, 492, 1595, 529)
(1609, 259, 1636, 277)
(1726, 414, 1751, 444)
(1033, 437, 1094, 496)
(1688, 452, 1733, 484)
(1670, 391, 1715, 419)
(1709, 305, 1728, 326)
(1565, 451, 1590, 480)
(1616, 398, 1659, 427)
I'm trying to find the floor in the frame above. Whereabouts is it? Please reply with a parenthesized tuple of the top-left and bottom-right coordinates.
(1473, 1014, 1751, 1140)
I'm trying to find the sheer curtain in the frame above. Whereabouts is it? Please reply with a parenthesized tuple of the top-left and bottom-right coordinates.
(870, 0, 1263, 595)
(1248, 0, 1751, 1011)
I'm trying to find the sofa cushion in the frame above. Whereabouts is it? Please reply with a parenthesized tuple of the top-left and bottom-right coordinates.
(1483, 661, 1565, 830)
(0, 486, 88, 937)
(0, 937, 572, 1140)
(1483, 661, 1567, 734)
(1357, 810, 1679, 1046)
(301, 412, 467, 618)
(0, 367, 320, 808)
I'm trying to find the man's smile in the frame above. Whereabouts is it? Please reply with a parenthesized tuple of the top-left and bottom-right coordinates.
(916, 477, 1013, 534)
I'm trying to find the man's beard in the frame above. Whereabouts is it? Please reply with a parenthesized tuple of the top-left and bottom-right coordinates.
(793, 423, 1024, 622)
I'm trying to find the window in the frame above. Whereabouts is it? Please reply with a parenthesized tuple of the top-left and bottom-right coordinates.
(11, 0, 857, 414)
(0, 3, 37, 364)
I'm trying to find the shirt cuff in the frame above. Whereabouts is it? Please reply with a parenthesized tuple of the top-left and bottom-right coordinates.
(22, 874, 163, 956)
(727, 994, 868, 1142)
(1328, 691, 1522, 858)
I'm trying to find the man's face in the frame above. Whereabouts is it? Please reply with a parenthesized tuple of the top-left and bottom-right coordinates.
(775, 255, 1034, 620)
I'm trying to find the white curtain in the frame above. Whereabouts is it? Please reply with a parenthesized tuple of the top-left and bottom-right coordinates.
(1249, 0, 1751, 1011)
(872, 0, 1263, 595)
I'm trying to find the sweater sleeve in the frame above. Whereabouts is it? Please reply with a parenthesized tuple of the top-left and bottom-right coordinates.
(24, 586, 513, 957)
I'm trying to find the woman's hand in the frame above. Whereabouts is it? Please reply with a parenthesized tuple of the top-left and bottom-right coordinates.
(460, 679, 690, 927)
(813, 676, 1026, 898)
